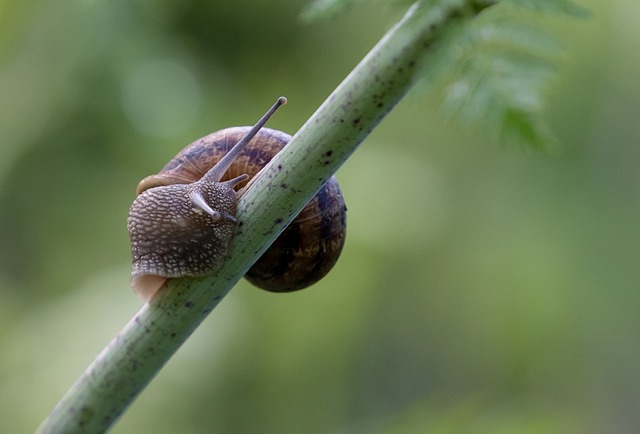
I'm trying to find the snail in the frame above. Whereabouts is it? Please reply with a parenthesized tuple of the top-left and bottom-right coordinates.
(128, 97, 347, 301)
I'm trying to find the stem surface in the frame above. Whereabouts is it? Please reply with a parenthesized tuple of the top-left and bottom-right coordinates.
(36, 2, 493, 432)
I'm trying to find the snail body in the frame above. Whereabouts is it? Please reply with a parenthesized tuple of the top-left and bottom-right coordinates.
(128, 171, 248, 300)
(128, 98, 347, 301)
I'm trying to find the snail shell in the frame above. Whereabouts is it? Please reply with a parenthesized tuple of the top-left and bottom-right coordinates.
(136, 126, 347, 293)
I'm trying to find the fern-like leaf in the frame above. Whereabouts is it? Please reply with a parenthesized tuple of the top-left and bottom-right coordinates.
(303, 0, 588, 20)
(302, 0, 587, 148)
(419, 0, 586, 148)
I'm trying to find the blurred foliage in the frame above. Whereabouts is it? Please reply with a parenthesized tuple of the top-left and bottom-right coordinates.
(2, 0, 640, 433)
(301, 0, 589, 22)
(303, 0, 590, 149)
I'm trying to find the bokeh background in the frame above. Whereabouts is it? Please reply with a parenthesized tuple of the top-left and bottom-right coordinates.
(1, 0, 639, 433)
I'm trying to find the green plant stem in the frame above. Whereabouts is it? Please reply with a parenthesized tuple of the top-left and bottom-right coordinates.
(36, 1, 493, 433)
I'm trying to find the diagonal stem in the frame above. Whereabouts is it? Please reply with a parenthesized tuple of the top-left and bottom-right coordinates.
(36, 2, 494, 433)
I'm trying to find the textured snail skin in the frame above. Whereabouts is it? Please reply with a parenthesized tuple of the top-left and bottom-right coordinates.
(128, 175, 244, 301)
(137, 126, 347, 293)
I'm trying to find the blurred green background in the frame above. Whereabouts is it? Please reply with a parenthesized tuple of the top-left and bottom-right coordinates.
(1, 0, 639, 433)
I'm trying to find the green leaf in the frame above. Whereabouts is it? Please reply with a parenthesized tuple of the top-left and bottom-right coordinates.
(500, 107, 557, 149)
(302, 0, 587, 148)
(301, 0, 589, 21)
(416, 0, 586, 149)
(303, 0, 588, 148)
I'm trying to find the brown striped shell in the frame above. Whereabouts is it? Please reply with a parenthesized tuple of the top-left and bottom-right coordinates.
(136, 126, 347, 293)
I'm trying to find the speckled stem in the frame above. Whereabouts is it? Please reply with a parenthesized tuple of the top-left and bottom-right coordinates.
(36, 2, 494, 433)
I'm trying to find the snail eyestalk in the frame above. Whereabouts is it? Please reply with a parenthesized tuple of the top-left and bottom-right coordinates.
(189, 174, 249, 219)
(188, 190, 222, 220)
(203, 96, 287, 182)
